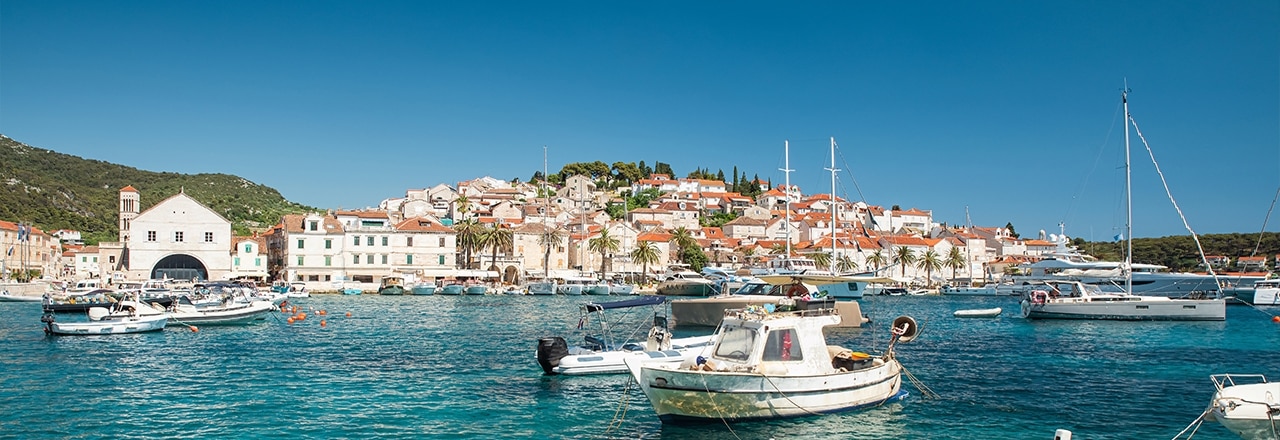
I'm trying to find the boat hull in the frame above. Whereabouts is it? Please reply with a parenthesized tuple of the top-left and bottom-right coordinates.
(378, 286, 405, 295)
(0, 292, 43, 302)
(411, 285, 436, 295)
(45, 314, 168, 335)
(1208, 381, 1280, 440)
(656, 281, 714, 296)
(552, 335, 716, 375)
(167, 301, 276, 325)
(818, 281, 865, 300)
(438, 285, 464, 295)
(628, 358, 904, 423)
(464, 286, 488, 295)
(941, 286, 998, 296)
(526, 282, 556, 295)
(1020, 298, 1225, 321)
(585, 284, 610, 295)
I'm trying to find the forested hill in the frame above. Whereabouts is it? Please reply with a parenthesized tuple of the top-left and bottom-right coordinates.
(0, 135, 313, 243)
(1081, 232, 1280, 272)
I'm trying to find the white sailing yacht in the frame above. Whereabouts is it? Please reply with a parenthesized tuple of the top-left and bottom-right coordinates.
(1020, 89, 1225, 321)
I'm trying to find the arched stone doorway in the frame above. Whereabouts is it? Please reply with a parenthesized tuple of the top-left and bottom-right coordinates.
(151, 254, 208, 281)
(503, 266, 519, 284)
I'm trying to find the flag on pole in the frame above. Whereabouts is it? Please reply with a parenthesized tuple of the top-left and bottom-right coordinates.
(1113, 233, 1124, 242)
(6, 246, 11, 256)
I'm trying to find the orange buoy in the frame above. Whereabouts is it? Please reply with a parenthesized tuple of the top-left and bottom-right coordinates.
(287, 317, 295, 324)
(319, 310, 327, 316)
(320, 320, 327, 327)
(346, 312, 352, 317)
(1272, 316, 1279, 323)
(189, 326, 199, 332)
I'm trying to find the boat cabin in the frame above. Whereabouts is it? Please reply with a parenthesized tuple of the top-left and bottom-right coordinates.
(704, 308, 847, 375)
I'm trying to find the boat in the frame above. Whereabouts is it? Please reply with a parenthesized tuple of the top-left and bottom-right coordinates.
(41, 293, 169, 335)
(438, 284, 464, 295)
(608, 282, 635, 295)
(410, 282, 436, 295)
(0, 289, 42, 302)
(669, 274, 871, 328)
(164, 297, 277, 325)
(525, 280, 557, 295)
(584, 280, 611, 296)
(655, 265, 716, 296)
(378, 276, 406, 295)
(285, 282, 310, 298)
(535, 295, 715, 375)
(464, 285, 488, 295)
(1021, 280, 1224, 321)
(1203, 374, 1280, 440)
(953, 307, 1002, 318)
(624, 304, 918, 423)
(1020, 91, 1225, 321)
(42, 288, 118, 313)
(1241, 279, 1280, 306)
(940, 282, 998, 296)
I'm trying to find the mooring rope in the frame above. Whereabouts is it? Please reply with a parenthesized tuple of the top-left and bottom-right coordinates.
(1170, 408, 1208, 439)
(698, 370, 742, 440)
(900, 363, 939, 399)
(604, 376, 634, 435)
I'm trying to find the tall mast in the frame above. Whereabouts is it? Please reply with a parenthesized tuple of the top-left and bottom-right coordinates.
(826, 137, 839, 273)
(542, 146, 550, 278)
(1122, 87, 1133, 294)
(781, 140, 793, 258)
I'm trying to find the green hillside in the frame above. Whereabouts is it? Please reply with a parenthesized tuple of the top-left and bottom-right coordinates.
(0, 135, 313, 244)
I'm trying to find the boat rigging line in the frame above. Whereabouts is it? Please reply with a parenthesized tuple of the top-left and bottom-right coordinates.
(901, 363, 939, 400)
(604, 377, 636, 435)
(1127, 110, 1220, 287)
(1169, 408, 1210, 439)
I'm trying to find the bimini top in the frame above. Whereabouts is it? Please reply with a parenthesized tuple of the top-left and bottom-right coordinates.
(584, 295, 665, 312)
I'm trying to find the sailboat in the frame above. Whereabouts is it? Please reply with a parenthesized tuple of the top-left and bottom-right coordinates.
(1020, 89, 1225, 321)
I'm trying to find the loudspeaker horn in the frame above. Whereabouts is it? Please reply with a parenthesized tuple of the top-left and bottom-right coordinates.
(891, 315, 919, 343)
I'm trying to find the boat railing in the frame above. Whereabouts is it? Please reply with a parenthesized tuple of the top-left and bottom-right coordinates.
(723, 305, 839, 321)
(1210, 373, 1269, 391)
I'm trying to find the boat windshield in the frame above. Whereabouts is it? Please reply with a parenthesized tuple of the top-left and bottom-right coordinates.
(713, 326, 756, 361)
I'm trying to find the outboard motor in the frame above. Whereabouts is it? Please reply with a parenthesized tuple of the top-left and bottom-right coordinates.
(536, 337, 569, 375)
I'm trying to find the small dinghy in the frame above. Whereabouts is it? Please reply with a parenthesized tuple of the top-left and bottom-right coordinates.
(954, 307, 1002, 318)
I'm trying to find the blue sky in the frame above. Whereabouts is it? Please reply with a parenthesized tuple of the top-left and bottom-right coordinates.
(2, 1, 1277, 239)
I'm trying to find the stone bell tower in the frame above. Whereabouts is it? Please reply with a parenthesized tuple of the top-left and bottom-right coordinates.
(119, 185, 140, 242)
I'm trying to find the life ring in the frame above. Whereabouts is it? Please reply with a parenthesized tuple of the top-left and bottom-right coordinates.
(787, 284, 807, 298)
(1030, 290, 1048, 305)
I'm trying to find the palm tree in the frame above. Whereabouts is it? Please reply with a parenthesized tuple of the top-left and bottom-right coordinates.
(538, 225, 564, 276)
(769, 243, 787, 255)
(811, 252, 832, 270)
(483, 224, 513, 277)
(453, 218, 485, 269)
(669, 227, 697, 263)
(743, 247, 758, 267)
(893, 246, 916, 278)
(917, 249, 942, 286)
(588, 228, 620, 278)
(630, 240, 661, 285)
(866, 250, 887, 271)
(944, 247, 966, 282)
(454, 195, 471, 220)
(836, 254, 857, 273)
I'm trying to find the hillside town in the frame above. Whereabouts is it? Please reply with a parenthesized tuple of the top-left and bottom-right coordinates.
(1, 174, 1269, 291)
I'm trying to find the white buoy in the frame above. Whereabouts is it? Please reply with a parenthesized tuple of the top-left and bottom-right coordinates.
(1054, 429, 1072, 440)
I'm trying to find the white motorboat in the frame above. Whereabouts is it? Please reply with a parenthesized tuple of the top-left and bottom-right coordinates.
(953, 307, 1002, 318)
(1203, 374, 1280, 440)
(625, 306, 918, 423)
(0, 289, 42, 302)
(42, 294, 168, 335)
(536, 296, 715, 375)
(163, 298, 277, 326)
(669, 275, 870, 329)
(1245, 279, 1280, 306)
(940, 282, 998, 296)
(655, 265, 716, 296)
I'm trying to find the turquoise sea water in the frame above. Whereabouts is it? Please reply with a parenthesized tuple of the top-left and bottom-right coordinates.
(1, 294, 1277, 439)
